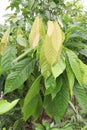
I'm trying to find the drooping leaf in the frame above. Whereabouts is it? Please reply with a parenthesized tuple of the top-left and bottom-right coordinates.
(0, 29, 10, 55)
(0, 99, 19, 114)
(0, 45, 17, 74)
(16, 34, 27, 47)
(74, 84, 87, 113)
(40, 21, 64, 78)
(45, 75, 56, 95)
(5, 57, 35, 93)
(52, 55, 66, 79)
(23, 95, 39, 121)
(44, 78, 69, 122)
(46, 21, 64, 65)
(33, 95, 42, 119)
(29, 16, 45, 48)
(66, 49, 83, 86)
(40, 36, 52, 78)
(65, 51, 75, 96)
(23, 75, 42, 121)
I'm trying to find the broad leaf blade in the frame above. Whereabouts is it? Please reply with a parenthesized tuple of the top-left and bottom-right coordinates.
(66, 49, 82, 86)
(40, 21, 64, 78)
(79, 60, 87, 86)
(52, 55, 66, 79)
(5, 57, 35, 93)
(65, 52, 75, 96)
(44, 78, 69, 122)
(29, 17, 45, 48)
(0, 99, 19, 114)
(52, 76, 62, 99)
(45, 75, 56, 95)
(0, 45, 17, 73)
(23, 75, 42, 121)
(74, 84, 87, 113)
(16, 34, 27, 47)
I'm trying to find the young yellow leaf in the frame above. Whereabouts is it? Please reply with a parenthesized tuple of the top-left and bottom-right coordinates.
(29, 17, 45, 48)
(40, 21, 64, 78)
(0, 29, 10, 55)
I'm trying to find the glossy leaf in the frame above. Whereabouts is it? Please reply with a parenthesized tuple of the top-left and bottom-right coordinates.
(0, 99, 19, 114)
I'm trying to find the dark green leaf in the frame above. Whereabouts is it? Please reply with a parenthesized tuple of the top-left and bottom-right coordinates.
(44, 79, 69, 122)
(23, 75, 42, 121)
(5, 57, 35, 93)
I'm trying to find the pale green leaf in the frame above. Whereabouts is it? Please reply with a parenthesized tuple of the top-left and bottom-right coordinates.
(16, 34, 27, 47)
(66, 49, 82, 86)
(52, 56, 66, 79)
(40, 40, 51, 78)
(45, 75, 56, 95)
(5, 58, 35, 93)
(52, 76, 62, 99)
(0, 99, 19, 114)
(65, 52, 75, 96)
(79, 60, 87, 86)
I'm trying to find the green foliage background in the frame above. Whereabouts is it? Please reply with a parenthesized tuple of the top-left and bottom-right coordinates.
(0, 0, 87, 129)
